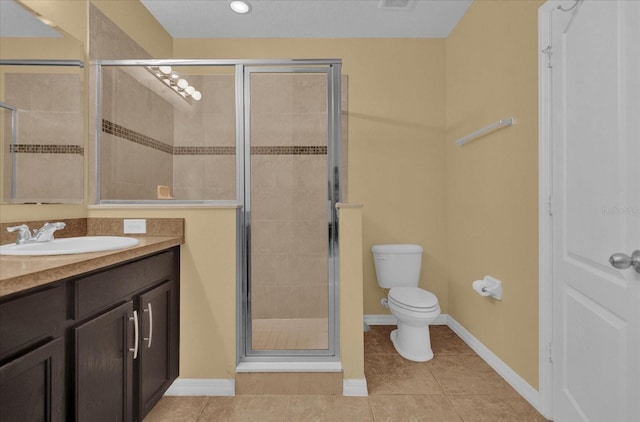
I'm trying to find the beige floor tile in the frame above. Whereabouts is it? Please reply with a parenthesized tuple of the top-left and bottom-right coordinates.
(363, 325, 396, 355)
(284, 395, 374, 422)
(365, 354, 443, 395)
(197, 396, 289, 422)
(142, 396, 208, 422)
(429, 355, 517, 396)
(369, 395, 463, 422)
(448, 395, 548, 422)
(430, 326, 476, 356)
(145, 325, 549, 422)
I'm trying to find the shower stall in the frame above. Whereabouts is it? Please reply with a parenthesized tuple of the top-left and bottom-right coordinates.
(96, 59, 342, 363)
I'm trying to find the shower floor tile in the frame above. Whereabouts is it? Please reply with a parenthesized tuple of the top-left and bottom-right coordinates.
(252, 318, 329, 350)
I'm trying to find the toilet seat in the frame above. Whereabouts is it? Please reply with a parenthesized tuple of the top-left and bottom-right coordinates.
(388, 287, 439, 312)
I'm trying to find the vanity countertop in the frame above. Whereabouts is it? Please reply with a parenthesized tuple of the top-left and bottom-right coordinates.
(0, 236, 183, 299)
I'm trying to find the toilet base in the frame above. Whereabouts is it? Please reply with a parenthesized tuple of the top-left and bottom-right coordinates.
(390, 326, 434, 362)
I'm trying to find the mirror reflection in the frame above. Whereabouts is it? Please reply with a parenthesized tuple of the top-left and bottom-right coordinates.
(0, 0, 85, 204)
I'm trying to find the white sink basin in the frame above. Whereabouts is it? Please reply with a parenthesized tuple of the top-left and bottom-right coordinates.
(0, 236, 140, 256)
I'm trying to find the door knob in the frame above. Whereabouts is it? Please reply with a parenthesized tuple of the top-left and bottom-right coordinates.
(609, 250, 640, 274)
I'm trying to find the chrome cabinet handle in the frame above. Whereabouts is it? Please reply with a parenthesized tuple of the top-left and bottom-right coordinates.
(129, 310, 139, 359)
(609, 250, 640, 274)
(143, 303, 153, 348)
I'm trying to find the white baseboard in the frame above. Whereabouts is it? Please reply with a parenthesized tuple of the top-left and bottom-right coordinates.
(447, 316, 541, 413)
(364, 314, 397, 325)
(364, 314, 448, 326)
(164, 378, 235, 396)
(343, 379, 368, 396)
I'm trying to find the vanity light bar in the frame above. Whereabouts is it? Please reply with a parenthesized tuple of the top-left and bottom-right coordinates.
(145, 65, 202, 101)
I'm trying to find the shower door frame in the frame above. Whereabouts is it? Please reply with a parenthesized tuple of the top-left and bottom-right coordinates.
(94, 58, 342, 362)
(238, 61, 342, 362)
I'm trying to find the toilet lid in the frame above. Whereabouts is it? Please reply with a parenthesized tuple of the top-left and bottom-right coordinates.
(388, 287, 438, 310)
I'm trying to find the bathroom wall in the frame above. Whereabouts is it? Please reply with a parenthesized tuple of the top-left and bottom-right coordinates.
(445, 0, 544, 389)
(173, 38, 449, 320)
(172, 73, 236, 200)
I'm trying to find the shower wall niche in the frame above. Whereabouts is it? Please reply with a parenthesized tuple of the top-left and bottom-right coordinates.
(99, 65, 236, 201)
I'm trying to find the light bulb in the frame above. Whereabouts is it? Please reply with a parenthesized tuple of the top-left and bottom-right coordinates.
(191, 91, 202, 101)
(230, 1, 251, 14)
(159, 66, 172, 75)
(177, 79, 189, 90)
(185, 86, 196, 96)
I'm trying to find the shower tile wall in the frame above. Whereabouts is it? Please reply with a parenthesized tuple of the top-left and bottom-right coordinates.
(250, 74, 329, 320)
(3, 73, 83, 203)
(100, 67, 174, 200)
(173, 74, 236, 200)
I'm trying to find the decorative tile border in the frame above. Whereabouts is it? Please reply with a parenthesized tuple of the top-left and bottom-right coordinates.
(103, 119, 327, 156)
(173, 146, 236, 155)
(9, 144, 84, 156)
(251, 146, 327, 155)
(102, 119, 173, 154)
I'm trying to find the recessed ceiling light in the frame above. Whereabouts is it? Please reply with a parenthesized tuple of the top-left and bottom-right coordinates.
(230, 1, 251, 14)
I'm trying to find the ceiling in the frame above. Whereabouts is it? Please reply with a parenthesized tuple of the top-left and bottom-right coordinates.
(0, 0, 61, 38)
(139, 0, 473, 39)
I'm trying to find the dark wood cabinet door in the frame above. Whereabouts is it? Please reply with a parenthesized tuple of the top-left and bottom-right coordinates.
(75, 302, 135, 422)
(0, 338, 64, 422)
(138, 281, 178, 420)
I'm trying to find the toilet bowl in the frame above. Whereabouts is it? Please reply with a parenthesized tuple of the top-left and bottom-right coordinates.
(372, 244, 441, 362)
(387, 287, 440, 361)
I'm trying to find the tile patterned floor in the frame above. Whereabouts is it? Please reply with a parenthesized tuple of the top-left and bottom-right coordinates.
(144, 325, 548, 421)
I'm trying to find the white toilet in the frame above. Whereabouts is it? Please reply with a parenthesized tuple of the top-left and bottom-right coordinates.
(372, 244, 440, 362)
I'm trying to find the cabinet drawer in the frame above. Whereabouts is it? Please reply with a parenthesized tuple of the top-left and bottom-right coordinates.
(0, 285, 66, 358)
(75, 251, 174, 320)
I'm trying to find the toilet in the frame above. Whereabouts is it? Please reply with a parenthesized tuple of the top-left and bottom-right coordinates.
(372, 244, 440, 362)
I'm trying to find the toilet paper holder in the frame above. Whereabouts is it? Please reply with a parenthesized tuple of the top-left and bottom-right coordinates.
(472, 276, 502, 300)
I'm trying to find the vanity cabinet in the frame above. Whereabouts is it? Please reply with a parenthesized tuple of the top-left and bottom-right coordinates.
(0, 247, 179, 422)
(0, 284, 67, 422)
(75, 301, 135, 422)
(138, 281, 179, 418)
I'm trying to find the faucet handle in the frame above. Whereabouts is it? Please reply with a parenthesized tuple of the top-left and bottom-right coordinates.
(32, 221, 66, 242)
(7, 224, 33, 244)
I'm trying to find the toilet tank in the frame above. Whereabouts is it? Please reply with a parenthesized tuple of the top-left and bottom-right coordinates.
(371, 244, 423, 288)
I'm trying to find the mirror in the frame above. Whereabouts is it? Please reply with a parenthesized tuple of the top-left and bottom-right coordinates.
(0, 0, 85, 204)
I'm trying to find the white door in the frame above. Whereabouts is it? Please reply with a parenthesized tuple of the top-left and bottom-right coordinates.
(548, 1, 640, 421)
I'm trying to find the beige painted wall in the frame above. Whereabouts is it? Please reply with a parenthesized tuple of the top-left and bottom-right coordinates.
(338, 204, 365, 380)
(173, 39, 449, 317)
(86, 207, 239, 379)
(445, 0, 544, 388)
(19, 0, 88, 44)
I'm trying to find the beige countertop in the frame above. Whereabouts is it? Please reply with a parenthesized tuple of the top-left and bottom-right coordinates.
(0, 236, 182, 299)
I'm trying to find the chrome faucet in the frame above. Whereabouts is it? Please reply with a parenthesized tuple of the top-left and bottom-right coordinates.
(31, 222, 66, 242)
(6, 224, 33, 244)
(6, 222, 66, 244)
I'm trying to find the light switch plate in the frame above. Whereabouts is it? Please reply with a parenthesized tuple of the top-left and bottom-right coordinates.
(124, 219, 146, 234)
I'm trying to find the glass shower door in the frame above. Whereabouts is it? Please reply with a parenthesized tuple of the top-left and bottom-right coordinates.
(245, 67, 337, 354)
